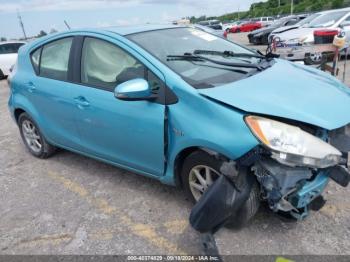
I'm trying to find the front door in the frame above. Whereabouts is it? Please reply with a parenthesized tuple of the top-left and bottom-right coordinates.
(72, 37, 165, 176)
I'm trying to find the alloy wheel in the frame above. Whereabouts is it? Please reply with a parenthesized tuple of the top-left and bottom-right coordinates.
(22, 120, 42, 153)
(188, 165, 220, 201)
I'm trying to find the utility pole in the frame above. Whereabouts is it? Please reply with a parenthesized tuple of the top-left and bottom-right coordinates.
(17, 10, 27, 40)
(291, 0, 294, 15)
(64, 20, 71, 30)
(278, 0, 281, 7)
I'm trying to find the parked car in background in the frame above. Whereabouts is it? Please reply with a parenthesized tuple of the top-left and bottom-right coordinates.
(222, 21, 243, 31)
(9, 25, 350, 226)
(193, 24, 225, 38)
(269, 12, 322, 42)
(251, 16, 274, 27)
(272, 7, 350, 61)
(229, 21, 262, 33)
(0, 41, 25, 79)
(248, 15, 307, 45)
(198, 19, 223, 30)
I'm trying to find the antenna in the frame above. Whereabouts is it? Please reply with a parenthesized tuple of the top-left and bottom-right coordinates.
(17, 10, 27, 40)
(64, 20, 71, 30)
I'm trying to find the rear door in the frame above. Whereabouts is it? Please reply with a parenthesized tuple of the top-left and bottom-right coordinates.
(27, 37, 82, 149)
(69, 35, 166, 176)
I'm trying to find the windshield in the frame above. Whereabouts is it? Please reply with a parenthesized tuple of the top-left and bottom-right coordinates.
(271, 17, 295, 27)
(128, 28, 260, 89)
(0, 43, 24, 55)
(308, 11, 347, 28)
(298, 13, 320, 26)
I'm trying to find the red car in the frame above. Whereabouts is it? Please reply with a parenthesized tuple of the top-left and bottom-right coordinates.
(229, 22, 262, 33)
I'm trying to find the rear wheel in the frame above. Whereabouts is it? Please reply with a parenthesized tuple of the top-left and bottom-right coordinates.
(18, 113, 56, 158)
(181, 150, 260, 227)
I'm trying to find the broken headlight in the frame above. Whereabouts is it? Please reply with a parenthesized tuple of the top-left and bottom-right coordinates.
(245, 116, 342, 168)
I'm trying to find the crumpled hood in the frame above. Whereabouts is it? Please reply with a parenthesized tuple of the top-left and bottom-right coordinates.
(198, 59, 350, 130)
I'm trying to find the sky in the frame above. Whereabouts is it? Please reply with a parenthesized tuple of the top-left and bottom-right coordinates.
(0, 0, 264, 39)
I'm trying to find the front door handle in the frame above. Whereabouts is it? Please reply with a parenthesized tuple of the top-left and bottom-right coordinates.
(26, 82, 36, 93)
(74, 96, 90, 108)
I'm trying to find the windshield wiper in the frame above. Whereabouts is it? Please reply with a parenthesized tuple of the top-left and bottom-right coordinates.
(193, 49, 265, 59)
(195, 49, 279, 60)
(167, 53, 264, 70)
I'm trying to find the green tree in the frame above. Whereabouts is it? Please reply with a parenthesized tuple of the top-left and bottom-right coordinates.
(37, 30, 47, 38)
(332, 0, 344, 8)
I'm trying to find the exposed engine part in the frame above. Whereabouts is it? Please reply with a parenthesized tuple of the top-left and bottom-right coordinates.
(253, 158, 313, 213)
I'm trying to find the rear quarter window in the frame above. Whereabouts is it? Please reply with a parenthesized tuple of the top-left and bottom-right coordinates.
(30, 48, 41, 74)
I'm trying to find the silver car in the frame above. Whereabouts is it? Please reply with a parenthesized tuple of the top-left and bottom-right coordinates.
(272, 7, 350, 61)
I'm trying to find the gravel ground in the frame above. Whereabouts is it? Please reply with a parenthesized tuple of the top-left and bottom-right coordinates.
(0, 32, 350, 257)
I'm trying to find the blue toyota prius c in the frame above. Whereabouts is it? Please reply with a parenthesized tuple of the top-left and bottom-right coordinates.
(8, 24, 350, 227)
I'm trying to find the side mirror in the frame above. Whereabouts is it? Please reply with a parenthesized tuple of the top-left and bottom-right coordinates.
(340, 21, 350, 29)
(114, 78, 156, 101)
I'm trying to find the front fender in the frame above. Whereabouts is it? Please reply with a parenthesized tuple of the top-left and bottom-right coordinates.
(160, 86, 259, 185)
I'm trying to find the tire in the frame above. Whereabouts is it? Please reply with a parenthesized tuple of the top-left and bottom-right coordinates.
(225, 181, 260, 228)
(236, 29, 241, 33)
(181, 150, 260, 227)
(0, 69, 5, 80)
(18, 112, 56, 158)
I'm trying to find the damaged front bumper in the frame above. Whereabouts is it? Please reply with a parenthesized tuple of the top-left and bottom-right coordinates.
(250, 147, 349, 220)
(252, 158, 348, 219)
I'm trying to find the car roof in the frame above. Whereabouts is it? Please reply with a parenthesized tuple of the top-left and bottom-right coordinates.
(319, 7, 350, 13)
(101, 24, 184, 36)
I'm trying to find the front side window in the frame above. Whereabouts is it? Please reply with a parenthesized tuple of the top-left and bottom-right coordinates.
(81, 37, 145, 90)
(40, 37, 73, 81)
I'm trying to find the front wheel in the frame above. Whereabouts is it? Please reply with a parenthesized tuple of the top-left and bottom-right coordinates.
(18, 113, 56, 158)
(181, 150, 260, 227)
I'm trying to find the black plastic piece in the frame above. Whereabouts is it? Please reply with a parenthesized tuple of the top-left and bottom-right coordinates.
(189, 169, 254, 233)
(329, 165, 350, 187)
(309, 195, 326, 211)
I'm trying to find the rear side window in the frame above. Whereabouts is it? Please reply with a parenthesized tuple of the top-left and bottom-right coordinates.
(81, 37, 145, 91)
(39, 37, 73, 81)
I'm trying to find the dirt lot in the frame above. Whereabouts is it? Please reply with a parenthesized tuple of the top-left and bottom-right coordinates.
(1, 32, 350, 256)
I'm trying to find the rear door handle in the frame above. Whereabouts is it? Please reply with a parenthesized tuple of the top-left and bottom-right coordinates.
(26, 82, 36, 93)
(74, 96, 90, 108)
